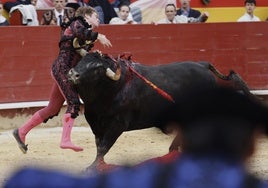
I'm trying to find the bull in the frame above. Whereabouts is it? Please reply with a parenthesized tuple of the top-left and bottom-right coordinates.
(68, 51, 252, 170)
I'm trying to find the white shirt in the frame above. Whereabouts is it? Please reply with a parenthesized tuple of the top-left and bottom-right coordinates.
(157, 15, 194, 24)
(109, 17, 137, 25)
(0, 15, 7, 24)
(237, 13, 260, 22)
(54, 9, 64, 25)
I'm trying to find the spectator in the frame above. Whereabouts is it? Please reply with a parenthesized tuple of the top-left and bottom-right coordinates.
(237, 0, 260, 22)
(111, 0, 136, 24)
(40, 0, 76, 25)
(4, 86, 268, 188)
(157, 3, 208, 24)
(176, 0, 202, 19)
(0, 0, 9, 26)
(109, 4, 136, 24)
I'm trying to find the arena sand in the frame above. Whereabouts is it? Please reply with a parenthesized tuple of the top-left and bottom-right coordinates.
(0, 126, 268, 187)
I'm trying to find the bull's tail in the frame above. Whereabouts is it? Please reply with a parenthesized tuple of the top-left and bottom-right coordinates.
(227, 71, 252, 96)
(201, 62, 252, 97)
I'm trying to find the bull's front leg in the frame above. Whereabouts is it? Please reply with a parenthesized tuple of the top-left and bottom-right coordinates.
(87, 130, 123, 172)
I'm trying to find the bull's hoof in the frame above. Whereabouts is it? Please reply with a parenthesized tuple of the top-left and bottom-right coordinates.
(84, 160, 119, 175)
(13, 129, 28, 154)
(96, 162, 119, 172)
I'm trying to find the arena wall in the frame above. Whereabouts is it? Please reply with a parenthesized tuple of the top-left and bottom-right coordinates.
(0, 22, 268, 129)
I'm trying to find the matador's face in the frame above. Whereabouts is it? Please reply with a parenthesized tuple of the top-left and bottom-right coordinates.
(84, 12, 100, 29)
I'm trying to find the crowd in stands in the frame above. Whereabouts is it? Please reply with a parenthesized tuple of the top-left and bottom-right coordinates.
(0, 0, 267, 26)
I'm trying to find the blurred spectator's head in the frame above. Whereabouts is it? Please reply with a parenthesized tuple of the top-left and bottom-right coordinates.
(244, 0, 257, 14)
(164, 86, 268, 162)
(179, 0, 191, 9)
(118, 4, 130, 21)
(53, 0, 67, 12)
(164, 4, 176, 22)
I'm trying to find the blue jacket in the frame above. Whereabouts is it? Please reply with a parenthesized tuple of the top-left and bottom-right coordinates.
(4, 154, 268, 188)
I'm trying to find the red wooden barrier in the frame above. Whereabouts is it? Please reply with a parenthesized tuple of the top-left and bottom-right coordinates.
(8, 10, 23, 25)
(0, 22, 268, 104)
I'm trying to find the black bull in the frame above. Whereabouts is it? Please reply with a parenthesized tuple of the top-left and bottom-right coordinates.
(68, 52, 252, 168)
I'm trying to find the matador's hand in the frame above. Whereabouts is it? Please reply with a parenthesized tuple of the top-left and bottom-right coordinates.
(98, 34, 112, 48)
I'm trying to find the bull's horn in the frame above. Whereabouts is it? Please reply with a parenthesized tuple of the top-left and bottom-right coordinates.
(106, 67, 121, 81)
(73, 37, 88, 57)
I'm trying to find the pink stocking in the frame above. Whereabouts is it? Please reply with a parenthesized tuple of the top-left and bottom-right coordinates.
(60, 113, 83, 152)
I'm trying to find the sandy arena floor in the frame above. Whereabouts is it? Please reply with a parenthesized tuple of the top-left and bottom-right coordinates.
(0, 126, 268, 186)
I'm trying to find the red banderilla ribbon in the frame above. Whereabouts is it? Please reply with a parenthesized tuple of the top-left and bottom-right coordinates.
(128, 65, 175, 103)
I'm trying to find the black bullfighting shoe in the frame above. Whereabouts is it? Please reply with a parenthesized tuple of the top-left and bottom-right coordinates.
(13, 129, 28, 154)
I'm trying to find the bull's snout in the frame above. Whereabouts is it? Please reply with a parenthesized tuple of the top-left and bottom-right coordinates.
(68, 68, 80, 84)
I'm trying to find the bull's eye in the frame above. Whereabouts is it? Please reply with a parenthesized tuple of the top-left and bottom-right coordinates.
(94, 70, 99, 75)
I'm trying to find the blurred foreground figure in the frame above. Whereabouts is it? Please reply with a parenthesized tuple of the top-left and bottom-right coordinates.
(4, 86, 268, 188)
